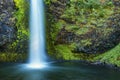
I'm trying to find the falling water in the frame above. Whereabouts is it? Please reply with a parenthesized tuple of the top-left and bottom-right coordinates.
(28, 0, 47, 68)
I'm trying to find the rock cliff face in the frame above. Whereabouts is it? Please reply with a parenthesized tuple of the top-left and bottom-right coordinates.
(47, 0, 68, 19)
(0, 0, 15, 48)
(47, 0, 120, 54)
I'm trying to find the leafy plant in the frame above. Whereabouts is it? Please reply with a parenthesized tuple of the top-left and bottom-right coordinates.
(9, 0, 29, 53)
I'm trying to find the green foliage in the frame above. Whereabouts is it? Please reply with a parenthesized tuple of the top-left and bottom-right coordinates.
(0, 53, 27, 62)
(53, 44, 98, 61)
(44, 0, 51, 5)
(55, 45, 79, 60)
(80, 39, 92, 46)
(9, 0, 29, 53)
(47, 0, 115, 61)
(44, 0, 57, 5)
(59, 0, 114, 34)
(46, 1, 120, 68)
(94, 44, 120, 67)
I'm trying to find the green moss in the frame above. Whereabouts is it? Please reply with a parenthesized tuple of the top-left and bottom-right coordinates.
(54, 44, 79, 60)
(9, 0, 29, 53)
(58, 0, 114, 35)
(49, 44, 97, 61)
(94, 44, 120, 67)
(0, 53, 27, 62)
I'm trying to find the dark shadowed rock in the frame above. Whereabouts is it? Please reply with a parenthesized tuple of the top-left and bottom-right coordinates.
(0, 0, 15, 48)
(112, 0, 120, 7)
(55, 26, 76, 44)
(0, 22, 14, 46)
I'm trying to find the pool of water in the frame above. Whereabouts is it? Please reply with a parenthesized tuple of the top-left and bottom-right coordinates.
(0, 62, 120, 80)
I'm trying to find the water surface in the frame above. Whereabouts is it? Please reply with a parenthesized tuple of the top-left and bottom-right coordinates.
(0, 62, 120, 80)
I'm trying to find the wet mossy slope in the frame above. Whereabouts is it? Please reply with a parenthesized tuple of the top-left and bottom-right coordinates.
(46, 0, 120, 67)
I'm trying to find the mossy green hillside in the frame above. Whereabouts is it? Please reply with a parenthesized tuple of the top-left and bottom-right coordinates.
(46, 0, 120, 67)
(94, 44, 120, 67)
(47, 0, 114, 56)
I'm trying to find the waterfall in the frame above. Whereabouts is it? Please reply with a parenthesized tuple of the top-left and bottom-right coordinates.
(28, 0, 47, 68)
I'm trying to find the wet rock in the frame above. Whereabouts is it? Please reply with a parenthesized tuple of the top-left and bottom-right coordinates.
(0, 22, 14, 46)
(55, 26, 76, 44)
(75, 13, 120, 54)
(56, 13, 120, 54)
(47, 0, 69, 20)
(112, 0, 120, 7)
(0, 0, 15, 26)
(91, 61, 104, 65)
(50, 0, 120, 54)
(0, 0, 15, 48)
